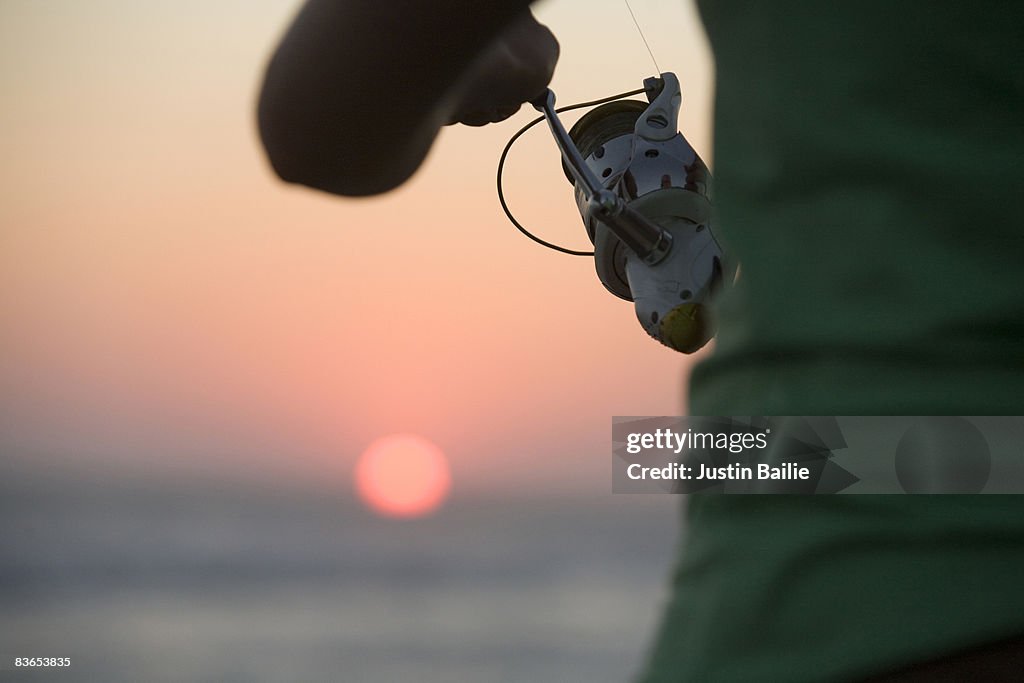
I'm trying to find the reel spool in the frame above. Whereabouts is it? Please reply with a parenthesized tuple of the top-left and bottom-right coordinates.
(562, 99, 652, 301)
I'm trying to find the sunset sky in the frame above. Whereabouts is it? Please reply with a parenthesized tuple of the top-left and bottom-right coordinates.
(0, 0, 715, 501)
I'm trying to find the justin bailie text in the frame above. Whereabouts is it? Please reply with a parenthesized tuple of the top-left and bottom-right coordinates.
(627, 462, 811, 481)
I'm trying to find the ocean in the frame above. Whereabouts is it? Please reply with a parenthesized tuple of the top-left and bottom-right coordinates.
(0, 461, 681, 682)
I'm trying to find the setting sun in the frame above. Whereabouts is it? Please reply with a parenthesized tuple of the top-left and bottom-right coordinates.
(354, 434, 452, 518)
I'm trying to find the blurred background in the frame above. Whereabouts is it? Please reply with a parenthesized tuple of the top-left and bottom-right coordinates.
(0, 0, 713, 680)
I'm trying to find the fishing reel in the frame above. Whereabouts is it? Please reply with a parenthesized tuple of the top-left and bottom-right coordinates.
(528, 73, 725, 353)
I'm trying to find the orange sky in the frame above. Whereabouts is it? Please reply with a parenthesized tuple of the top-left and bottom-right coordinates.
(0, 0, 715, 496)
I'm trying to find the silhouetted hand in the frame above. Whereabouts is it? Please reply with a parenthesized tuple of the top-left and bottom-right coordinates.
(259, 0, 551, 195)
(446, 11, 559, 127)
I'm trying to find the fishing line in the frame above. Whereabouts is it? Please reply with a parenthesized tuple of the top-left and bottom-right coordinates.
(624, 0, 661, 74)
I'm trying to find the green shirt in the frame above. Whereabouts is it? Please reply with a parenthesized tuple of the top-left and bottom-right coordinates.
(641, 2, 1024, 680)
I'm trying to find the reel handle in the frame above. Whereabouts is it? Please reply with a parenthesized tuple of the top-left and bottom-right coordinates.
(531, 90, 672, 265)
